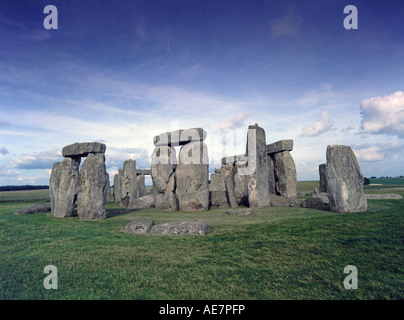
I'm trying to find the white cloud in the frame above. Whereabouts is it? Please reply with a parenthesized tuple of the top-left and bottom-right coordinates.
(217, 113, 251, 130)
(354, 146, 384, 162)
(360, 91, 404, 138)
(301, 111, 333, 137)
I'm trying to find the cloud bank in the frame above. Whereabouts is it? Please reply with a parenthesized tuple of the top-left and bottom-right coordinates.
(360, 91, 404, 138)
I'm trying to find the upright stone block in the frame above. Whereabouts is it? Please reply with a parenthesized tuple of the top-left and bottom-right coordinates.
(222, 163, 238, 208)
(49, 157, 81, 218)
(319, 163, 327, 193)
(113, 169, 123, 202)
(245, 124, 271, 208)
(77, 153, 108, 220)
(176, 141, 209, 211)
(267, 154, 276, 194)
(326, 145, 367, 213)
(274, 151, 297, 198)
(121, 159, 139, 208)
(209, 172, 228, 208)
(151, 146, 178, 211)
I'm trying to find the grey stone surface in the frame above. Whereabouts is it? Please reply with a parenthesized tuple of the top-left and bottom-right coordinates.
(267, 154, 276, 194)
(137, 174, 146, 198)
(49, 157, 80, 218)
(222, 163, 238, 208)
(130, 194, 155, 209)
(126, 218, 154, 234)
(121, 159, 141, 209)
(113, 171, 123, 202)
(225, 208, 253, 215)
(104, 173, 111, 203)
(246, 124, 271, 208)
(62, 142, 106, 157)
(270, 194, 301, 207)
(209, 172, 229, 208)
(300, 197, 329, 209)
(266, 139, 293, 154)
(312, 192, 329, 204)
(14, 203, 52, 215)
(326, 145, 367, 213)
(136, 169, 152, 176)
(150, 220, 209, 236)
(151, 146, 178, 211)
(319, 163, 327, 193)
(366, 194, 403, 199)
(274, 151, 297, 198)
(76, 153, 108, 220)
(154, 128, 207, 147)
(176, 141, 209, 211)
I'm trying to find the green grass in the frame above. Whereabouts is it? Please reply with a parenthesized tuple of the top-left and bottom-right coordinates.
(0, 183, 403, 300)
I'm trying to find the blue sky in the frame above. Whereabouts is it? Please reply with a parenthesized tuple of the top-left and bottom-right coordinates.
(1, 0, 404, 185)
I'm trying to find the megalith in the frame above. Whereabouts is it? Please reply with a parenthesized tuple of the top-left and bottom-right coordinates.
(49, 156, 80, 218)
(325, 145, 367, 213)
(209, 171, 229, 208)
(319, 163, 327, 193)
(245, 124, 271, 207)
(113, 169, 123, 202)
(176, 141, 209, 211)
(121, 159, 139, 208)
(151, 146, 178, 211)
(274, 151, 297, 198)
(76, 153, 109, 220)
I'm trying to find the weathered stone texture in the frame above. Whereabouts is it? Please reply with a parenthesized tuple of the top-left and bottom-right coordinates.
(319, 163, 327, 193)
(266, 139, 293, 154)
(326, 145, 367, 213)
(126, 218, 155, 234)
(246, 124, 271, 207)
(274, 151, 297, 198)
(151, 146, 178, 211)
(62, 142, 106, 157)
(154, 128, 207, 147)
(49, 157, 80, 218)
(76, 153, 108, 220)
(176, 141, 209, 211)
(150, 220, 209, 236)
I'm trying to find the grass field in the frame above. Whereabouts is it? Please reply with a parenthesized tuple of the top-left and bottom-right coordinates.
(0, 179, 403, 300)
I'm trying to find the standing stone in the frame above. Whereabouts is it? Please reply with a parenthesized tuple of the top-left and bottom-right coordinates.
(234, 162, 249, 206)
(267, 154, 276, 194)
(245, 124, 271, 207)
(113, 169, 123, 202)
(326, 145, 367, 213)
(222, 163, 238, 208)
(49, 157, 81, 218)
(76, 153, 108, 220)
(274, 151, 297, 198)
(319, 163, 327, 193)
(209, 172, 229, 208)
(136, 174, 146, 198)
(151, 146, 178, 211)
(104, 173, 111, 203)
(176, 141, 209, 211)
(121, 159, 139, 209)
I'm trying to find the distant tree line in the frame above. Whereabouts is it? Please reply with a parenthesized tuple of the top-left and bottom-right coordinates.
(0, 185, 49, 192)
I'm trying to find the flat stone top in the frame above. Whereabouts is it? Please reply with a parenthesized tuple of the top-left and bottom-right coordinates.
(153, 128, 206, 146)
(62, 142, 106, 157)
(266, 140, 293, 154)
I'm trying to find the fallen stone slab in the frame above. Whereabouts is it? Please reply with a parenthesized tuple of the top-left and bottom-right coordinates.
(126, 218, 155, 234)
(150, 220, 209, 236)
(153, 128, 207, 146)
(130, 194, 155, 209)
(365, 194, 403, 200)
(14, 203, 52, 215)
(225, 208, 253, 215)
(270, 194, 300, 207)
(312, 192, 329, 205)
(266, 140, 293, 154)
(62, 142, 106, 157)
(300, 197, 329, 209)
